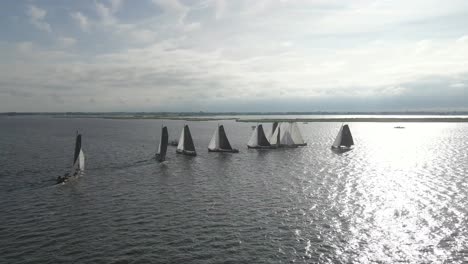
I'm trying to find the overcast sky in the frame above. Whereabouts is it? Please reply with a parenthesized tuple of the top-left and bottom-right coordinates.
(1, 0, 468, 112)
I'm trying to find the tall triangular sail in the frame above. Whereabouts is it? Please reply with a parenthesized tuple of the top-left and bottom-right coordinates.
(218, 125, 233, 150)
(157, 126, 168, 162)
(183, 125, 196, 151)
(270, 122, 296, 147)
(340, 124, 354, 147)
(290, 122, 306, 145)
(257, 125, 271, 147)
(271, 122, 279, 138)
(208, 126, 219, 150)
(177, 125, 196, 155)
(71, 133, 85, 175)
(332, 124, 354, 148)
(248, 124, 271, 148)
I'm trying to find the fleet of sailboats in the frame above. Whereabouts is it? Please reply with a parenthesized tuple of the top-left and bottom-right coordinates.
(56, 122, 355, 184)
(331, 124, 354, 152)
(208, 125, 239, 153)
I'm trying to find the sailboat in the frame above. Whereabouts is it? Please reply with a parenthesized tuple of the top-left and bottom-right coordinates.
(208, 125, 239, 153)
(289, 122, 307, 146)
(331, 124, 354, 152)
(269, 122, 297, 148)
(57, 132, 85, 184)
(156, 125, 169, 162)
(176, 124, 197, 156)
(247, 124, 275, 149)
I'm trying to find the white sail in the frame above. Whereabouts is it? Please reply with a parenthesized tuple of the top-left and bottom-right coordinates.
(177, 126, 185, 151)
(157, 136, 161, 155)
(269, 123, 280, 145)
(79, 150, 85, 170)
(280, 128, 295, 146)
(332, 125, 343, 147)
(71, 149, 85, 175)
(290, 122, 305, 145)
(208, 126, 219, 150)
(247, 125, 259, 147)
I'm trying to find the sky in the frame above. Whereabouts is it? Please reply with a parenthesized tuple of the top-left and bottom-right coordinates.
(0, 0, 468, 112)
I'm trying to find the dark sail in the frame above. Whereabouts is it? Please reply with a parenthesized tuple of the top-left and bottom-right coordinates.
(158, 126, 168, 162)
(276, 125, 281, 146)
(183, 125, 196, 151)
(257, 125, 271, 147)
(73, 134, 82, 166)
(340, 125, 354, 147)
(218, 125, 233, 150)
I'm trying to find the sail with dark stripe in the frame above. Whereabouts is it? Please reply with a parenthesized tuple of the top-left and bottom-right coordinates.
(183, 125, 196, 152)
(271, 122, 278, 138)
(157, 126, 168, 162)
(218, 125, 232, 150)
(257, 125, 271, 147)
(73, 134, 81, 166)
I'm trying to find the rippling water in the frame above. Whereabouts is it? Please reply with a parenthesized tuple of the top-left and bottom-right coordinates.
(1, 117, 467, 263)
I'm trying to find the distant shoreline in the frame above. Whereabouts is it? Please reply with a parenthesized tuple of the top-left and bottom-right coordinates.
(56, 116, 468, 122)
(2, 112, 468, 122)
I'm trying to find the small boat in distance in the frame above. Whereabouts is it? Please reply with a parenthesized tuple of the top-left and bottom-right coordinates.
(176, 125, 197, 156)
(169, 140, 178, 146)
(394, 126, 405, 129)
(208, 125, 239, 153)
(247, 124, 275, 149)
(57, 132, 85, 184)
(156, 125, 168, 162)
(331, 124, 354, 152)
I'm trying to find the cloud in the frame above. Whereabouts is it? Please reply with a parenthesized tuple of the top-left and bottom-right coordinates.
(70, 12, 90, 32)
(27, 5, 51, 32)
(57, 37, 77, 48)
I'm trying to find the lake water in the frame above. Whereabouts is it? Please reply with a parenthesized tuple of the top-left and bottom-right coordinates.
(1, 117, 467, 263)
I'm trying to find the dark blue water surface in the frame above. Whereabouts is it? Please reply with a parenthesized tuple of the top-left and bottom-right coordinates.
(1, 117, 467, 263)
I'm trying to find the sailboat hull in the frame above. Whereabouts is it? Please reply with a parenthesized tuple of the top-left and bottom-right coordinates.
(331, 146, 353, 153)
(247, 145, 277, 149)
(176, 149, 197, 156)
(208, 148, 239, 153)
(293, 143, 307, 147)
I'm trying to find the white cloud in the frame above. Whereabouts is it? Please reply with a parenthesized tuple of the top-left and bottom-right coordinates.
(27, 5, 51, 32)
(71, 12, 90, 32)
(57, 37, 77, 48)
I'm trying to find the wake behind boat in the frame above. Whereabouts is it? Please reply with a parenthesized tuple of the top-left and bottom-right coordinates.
(208, 124, 239, 153)
(331, 124, 354, 152)
(247, 124, 275, 149)
(57, 132, 85, 184)
(156, 125, 169, 162)
(176, 124, 197, 156)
